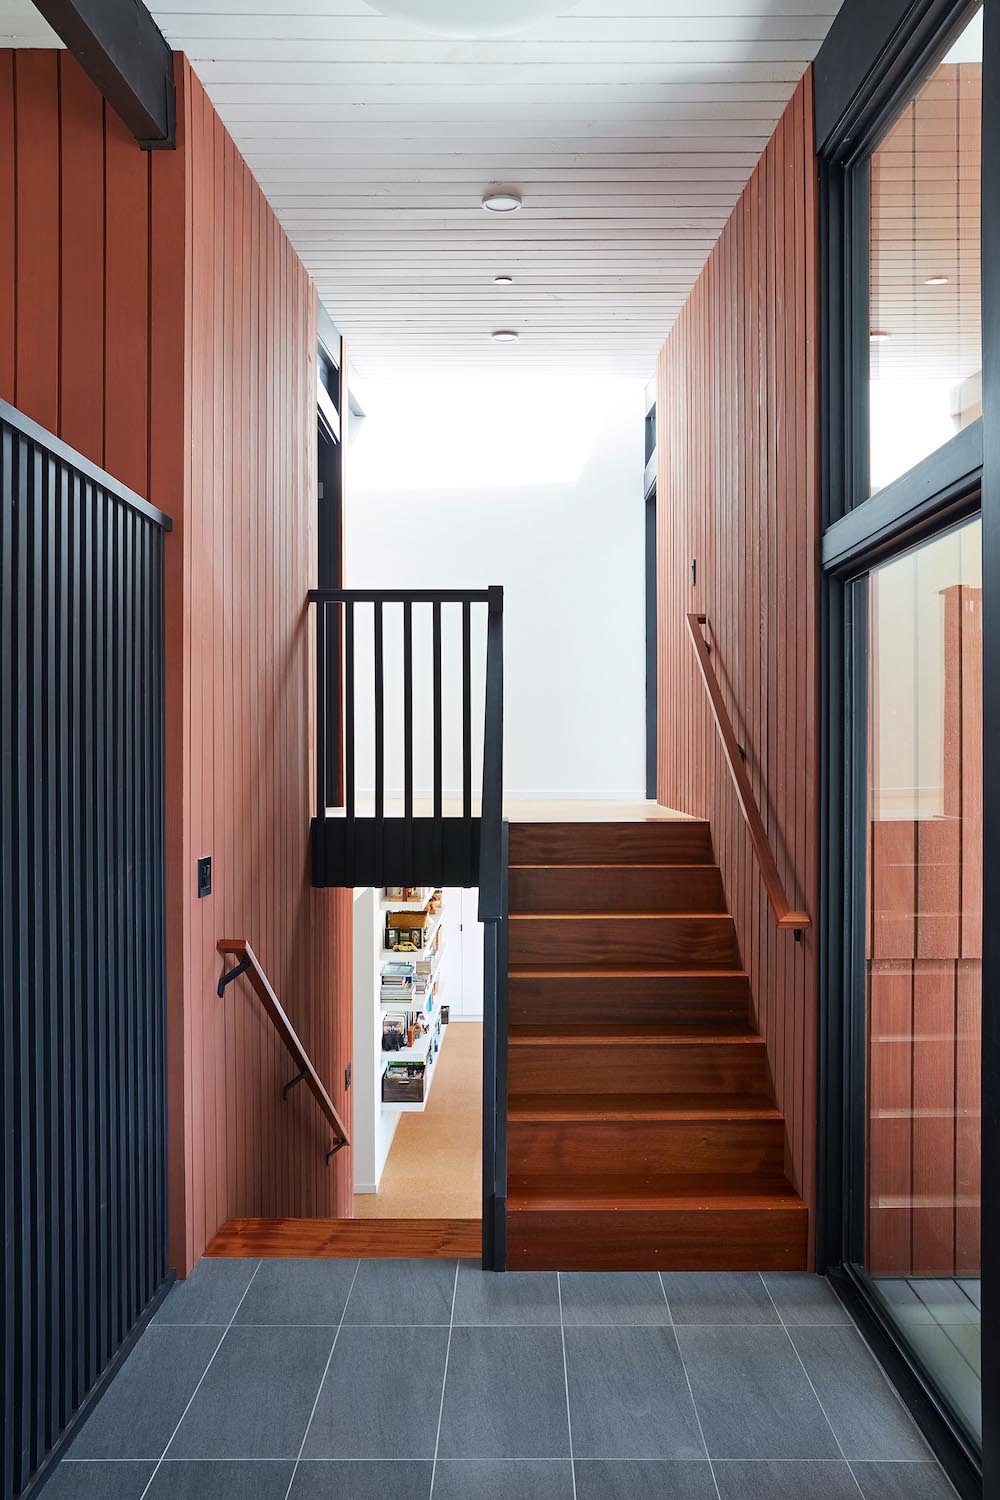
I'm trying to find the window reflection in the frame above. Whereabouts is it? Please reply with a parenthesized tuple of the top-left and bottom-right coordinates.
(865, 518, 982, 1445)
(869, 9, 982, 492)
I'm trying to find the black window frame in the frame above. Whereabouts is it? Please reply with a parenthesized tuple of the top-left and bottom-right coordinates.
(816, 1, 998, 1495)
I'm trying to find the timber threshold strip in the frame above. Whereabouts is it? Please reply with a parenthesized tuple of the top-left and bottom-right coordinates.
(217, 938, 349, 1162)
(685, 613, 810, 937)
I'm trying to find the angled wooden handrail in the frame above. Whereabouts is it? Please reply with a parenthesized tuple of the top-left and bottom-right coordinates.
(217, 938, 349, 1160)
(686, 614, 810, 935)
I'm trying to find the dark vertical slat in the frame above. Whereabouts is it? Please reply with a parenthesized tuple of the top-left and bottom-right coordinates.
(403, 599, 414, 819)
(432, 600, 443, 822)
(0, 423, 16, 1500)
(344, 598, 355, 830)
(462, 599, 472, 881)
(13, 433, 32, 1492)
(374, 599, 385, 820)
(403, 598, 414, 874)
(315, 598, 327, 817)
(28, 439, 46, 1473)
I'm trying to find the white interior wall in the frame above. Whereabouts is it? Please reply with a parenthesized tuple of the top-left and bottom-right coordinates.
(351, 886, 401, 1195)
(345, 376, 647, 802)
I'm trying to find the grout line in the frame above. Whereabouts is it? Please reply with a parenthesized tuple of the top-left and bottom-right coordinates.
(282, 1258, 363, 1500)
(557, 1274, 578, 1500)
(428, 1261, 461, 1500)
(660, 1273, 722, 1500)
(757, 1274, 867, 1498)
(137, 1259, 264, 1500)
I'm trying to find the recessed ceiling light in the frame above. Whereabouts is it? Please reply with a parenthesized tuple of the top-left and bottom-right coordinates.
(482, 192, 522, 213)
(869, 330, 891, 341)
(368, 1, 571, 37)
(925, 275, 949, 285)
(491, 329, 519, 342)
(494, 275, 514, 285)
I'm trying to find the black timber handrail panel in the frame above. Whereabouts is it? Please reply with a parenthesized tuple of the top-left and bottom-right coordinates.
(1, 406, 170, 1498)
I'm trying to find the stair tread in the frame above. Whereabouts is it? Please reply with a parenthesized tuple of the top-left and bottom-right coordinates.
(508, 1172, 805, 1211)
(509, 911, 732, 921)
(509, 1024, 761, 1046)
(509, 1092, 780, 1122)
(510, 965, 748, 979)
(509, 864, 719, 876)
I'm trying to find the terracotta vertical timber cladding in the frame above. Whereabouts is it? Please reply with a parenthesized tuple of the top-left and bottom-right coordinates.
(173, 64, 352, 1272)
(655, 75, 819, 1243)
(0, 52, 353, 1277)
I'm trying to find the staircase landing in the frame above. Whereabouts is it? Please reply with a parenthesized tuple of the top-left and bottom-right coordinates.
(505, 812, 808, 1271)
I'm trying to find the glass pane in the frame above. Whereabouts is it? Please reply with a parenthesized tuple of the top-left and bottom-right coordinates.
(868, 9, 982, 493)
(865, 516, 982, 1446)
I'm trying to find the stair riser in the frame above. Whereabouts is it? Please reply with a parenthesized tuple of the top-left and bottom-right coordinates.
(508, 822, 713, 866)
(508, 973, 750, 1028)
(507, 1208, 808, 1271)
(509, 1042, 768, 1097)
(509, 916, 741, 968)
(509, 865, 726, 915)
(508, 1119, 784, 1177)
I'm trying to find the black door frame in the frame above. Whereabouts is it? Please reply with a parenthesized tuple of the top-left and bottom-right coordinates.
(814, 0, 997, 1494)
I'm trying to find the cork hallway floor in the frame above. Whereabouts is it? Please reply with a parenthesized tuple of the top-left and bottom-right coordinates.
(353, 1019, 482, 1221)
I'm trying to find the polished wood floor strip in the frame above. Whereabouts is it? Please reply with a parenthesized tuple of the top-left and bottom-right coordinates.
(205, 1217, 482, 1258)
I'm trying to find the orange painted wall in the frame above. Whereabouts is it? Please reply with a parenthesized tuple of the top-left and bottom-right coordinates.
(0, 52, 354, 1276)
(656, 74, 820, 1235)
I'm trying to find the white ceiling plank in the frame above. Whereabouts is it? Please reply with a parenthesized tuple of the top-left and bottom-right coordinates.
(140, 0, 840, 375)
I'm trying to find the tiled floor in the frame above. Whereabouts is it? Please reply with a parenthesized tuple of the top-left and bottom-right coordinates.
(50, 1260, 959, 1500)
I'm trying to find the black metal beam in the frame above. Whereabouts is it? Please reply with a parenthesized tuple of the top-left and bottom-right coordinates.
(31, 0, 176, 149)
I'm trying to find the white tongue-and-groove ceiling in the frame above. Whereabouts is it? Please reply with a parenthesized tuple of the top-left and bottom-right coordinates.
(10, 0, 841, 378)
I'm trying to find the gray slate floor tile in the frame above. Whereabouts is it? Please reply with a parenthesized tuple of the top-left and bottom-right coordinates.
(290, 1460, 433, 1498)
(343, 1258, 457, 1325)
(154, 1260, 260, 1326)
(234, 1258, 359, 1326)
(713, 1459, 861, 1498)
(790, 1326, 930, 1460)
(167, 1325, 334, 1460)
(573, 1460, 716, 1499)
(437, 1327, 570, 1459)
(676, 1325, 839, 1460)
(145, 1460, 295, 1498)
(43, 1463, 155, 1499)
(564, 1326, 705, 1460)
(301, 1325, 448, 1460)
(762, 1274, 853, 1326)
(852, 1461, 960, 1499)
(432, 1460, 574, 1499)
(661, 1273, 778, 1325)
(452, 1264, 561, 1325)
(68, 1327, 222, 1460)
(559, 1272, 671, 1326)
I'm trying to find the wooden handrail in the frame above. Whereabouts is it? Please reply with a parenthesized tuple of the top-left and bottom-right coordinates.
(217, 938, 350, 1160)
(685, 614, 810, 935)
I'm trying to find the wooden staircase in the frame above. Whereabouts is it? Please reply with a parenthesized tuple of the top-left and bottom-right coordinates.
(505, 819, 807, 1270)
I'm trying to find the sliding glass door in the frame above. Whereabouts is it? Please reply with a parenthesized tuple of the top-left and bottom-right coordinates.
(853, 517, 982, 1447)
(817, 0, 996, 1487)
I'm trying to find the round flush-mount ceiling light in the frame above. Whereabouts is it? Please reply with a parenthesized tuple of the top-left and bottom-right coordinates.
(491, 329, 519, 342)
(925, 275, 950, 285)
(494, 275, 514, 284)
(367, 1, 574, 38)
(482, 191, 522, 213)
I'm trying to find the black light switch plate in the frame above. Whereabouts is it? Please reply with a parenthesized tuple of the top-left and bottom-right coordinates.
(197, 856, 212, 898)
